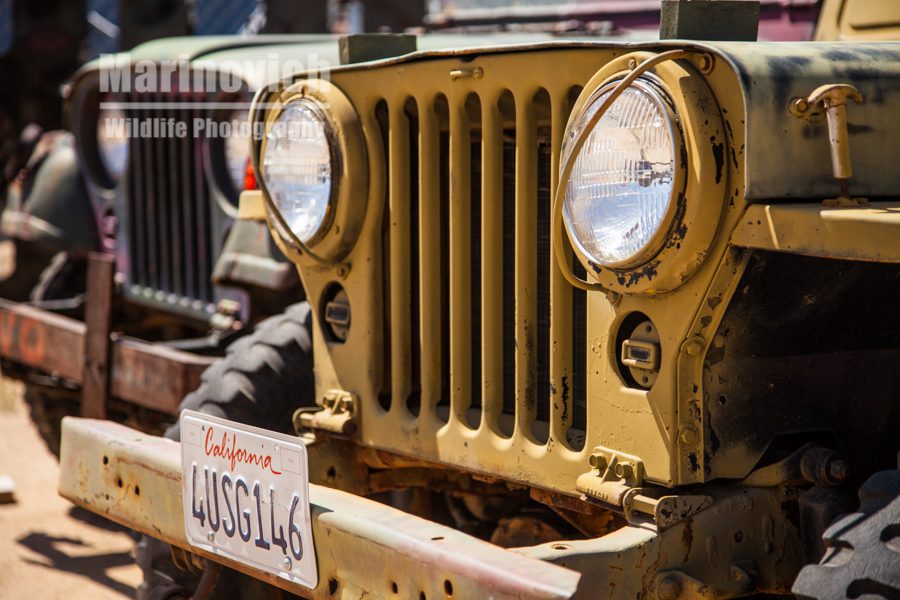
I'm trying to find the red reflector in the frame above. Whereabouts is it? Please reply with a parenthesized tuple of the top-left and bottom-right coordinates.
(243, 157, 257, 191)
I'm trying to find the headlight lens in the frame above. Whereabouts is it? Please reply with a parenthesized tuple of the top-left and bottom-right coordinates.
(562, 79, 677, 267)
(97, 106, 128, 181)
(262, 99, 334, 245)
(224, 109, 251, 193)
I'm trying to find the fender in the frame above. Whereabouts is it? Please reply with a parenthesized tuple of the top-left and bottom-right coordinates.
(1, 133, 101, 258)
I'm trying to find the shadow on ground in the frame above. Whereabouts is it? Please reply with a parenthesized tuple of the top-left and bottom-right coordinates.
(17, 531, 136, 597)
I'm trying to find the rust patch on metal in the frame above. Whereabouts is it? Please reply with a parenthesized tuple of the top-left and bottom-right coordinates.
(681, 518, 694, 563)
(712, 140, 725, 184)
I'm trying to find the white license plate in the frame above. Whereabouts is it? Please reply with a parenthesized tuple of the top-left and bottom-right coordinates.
(180, 410, 318, 588)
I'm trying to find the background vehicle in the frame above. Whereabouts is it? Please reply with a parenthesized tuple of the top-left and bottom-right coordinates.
(0, 36, 327, 451)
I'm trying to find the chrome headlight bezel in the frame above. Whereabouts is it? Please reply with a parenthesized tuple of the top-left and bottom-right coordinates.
(559, 53, 727, 295)
(562, 76, 684, 271)
(257, 79, 368, 263)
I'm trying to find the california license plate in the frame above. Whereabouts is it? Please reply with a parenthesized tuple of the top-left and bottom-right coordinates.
(180, 410, 318, 588)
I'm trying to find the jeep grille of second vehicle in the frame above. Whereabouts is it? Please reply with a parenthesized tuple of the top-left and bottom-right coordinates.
(124, 84, 216, 311)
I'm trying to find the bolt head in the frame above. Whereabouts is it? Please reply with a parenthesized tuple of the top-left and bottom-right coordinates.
(682, 337, 704, 357)
(282, 556, 292, 570)
(206, 531, 215, 543)
(589, 454, 608, 471)
(828, 458, 849, 483)
(614, 462, 633, 480)
(679, 426, 698, 448)
(658, 577, 681, 600)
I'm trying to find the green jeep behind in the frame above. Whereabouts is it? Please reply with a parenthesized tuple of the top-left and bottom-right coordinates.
(57, 1, 900, 598)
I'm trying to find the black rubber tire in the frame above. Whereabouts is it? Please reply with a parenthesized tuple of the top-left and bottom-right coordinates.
(793, 467, 900, 599)
(138, 302, 314, 600)
(164, 300, 315, 441)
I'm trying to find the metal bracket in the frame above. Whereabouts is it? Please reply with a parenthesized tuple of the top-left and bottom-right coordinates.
(237, 190, 268, 222)
(656, 563, 755, 599)
(791, 83, 865, 203)
(295, 389, 358, 436)
(81, 252, 115, 419)
(576, 447, 645, 505)
(577, 446, 712, 530)
(741, 443, 849, 488)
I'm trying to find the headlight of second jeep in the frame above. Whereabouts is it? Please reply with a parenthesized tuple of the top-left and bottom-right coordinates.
(562, 77, 680, 269)
(262, 98, 336, 246)
(96, 105, 129, 182)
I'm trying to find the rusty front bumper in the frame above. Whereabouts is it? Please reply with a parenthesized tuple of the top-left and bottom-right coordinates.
(0, 299, 213, 415)
(59, 417, 804, 598)
(59, 418, 583, 600)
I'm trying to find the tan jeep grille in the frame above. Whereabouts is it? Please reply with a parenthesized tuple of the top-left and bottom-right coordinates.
(375, 87, 591, 443)
(315, 49, 615, 494)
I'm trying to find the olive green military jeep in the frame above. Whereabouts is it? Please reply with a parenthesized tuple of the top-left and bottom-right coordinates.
(58, 2, 900, 599)
(0, 36, 335, 451)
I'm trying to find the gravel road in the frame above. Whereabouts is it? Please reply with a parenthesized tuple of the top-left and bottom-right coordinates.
(0, 374, 141, 599)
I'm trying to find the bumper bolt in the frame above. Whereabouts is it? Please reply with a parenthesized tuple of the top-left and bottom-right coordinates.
(828, 458, 849, 483)
(282, 557, 293, 570)
(658, 577, 681, 600)
(589, 454, 608, 471)
(681, 336, 705, 357)
(206, 531, 215, 543)
(678, 425, 699, 448)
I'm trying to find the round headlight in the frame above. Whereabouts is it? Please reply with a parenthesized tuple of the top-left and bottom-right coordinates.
(224, 109, 252, 194)
(562, 79, 677, 268)
(97, 106, 129, 181)
(262, 99, 335, 245)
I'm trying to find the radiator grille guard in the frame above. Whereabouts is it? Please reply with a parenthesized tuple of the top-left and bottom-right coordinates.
(299, 48, 627, 496)
(117, 71, 241, 320)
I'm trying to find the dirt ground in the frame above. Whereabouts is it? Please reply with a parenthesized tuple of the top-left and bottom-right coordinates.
(0, 375, 141, 599)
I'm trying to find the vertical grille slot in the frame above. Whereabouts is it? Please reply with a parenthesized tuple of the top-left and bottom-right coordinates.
(533, 89, 553, 443)
(416, 96, 445, 420)
(155, 101, 172, 295)
(128, 91, 147, 289)
(406, 99, 422, 417)
(436, 100, 452, 421)
(180, 96, 196, 300)
(167, 91, 184, 299)
(142, 102, 159, 289)
(514, 90, 538, 437)
(193, 100, 212, 305)
(480, 92, 505, 436)
(448, 93, 473, 425)
(388, 99, 411, 414)
(565, 84, 588, 449)
(375, 100, 392, 412)
(500, 90, 518, 435)
(467, 94, 483, 429)
(570, 259, 588, 449)
(534, 139, 552, 441)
